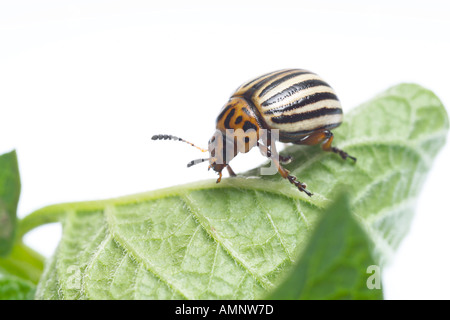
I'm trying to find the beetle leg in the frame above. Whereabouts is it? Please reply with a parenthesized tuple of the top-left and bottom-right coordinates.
(226, 165, 237, 177)
(258, 143, 312, 196)
(256, 142, 293, 164)
(295, 130, 356, 162)
(216, 171, 223, 183)
(322, 133, 357, 162)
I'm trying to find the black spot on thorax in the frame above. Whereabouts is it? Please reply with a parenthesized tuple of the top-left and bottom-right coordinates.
(224, 108, 236, 129)
(243, 121, 258, 132)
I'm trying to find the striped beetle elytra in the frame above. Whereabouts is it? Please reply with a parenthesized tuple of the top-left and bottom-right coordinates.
(153, 69, 356, 196)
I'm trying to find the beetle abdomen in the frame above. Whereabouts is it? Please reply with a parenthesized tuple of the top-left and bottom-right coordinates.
(233, 69, 343, 141)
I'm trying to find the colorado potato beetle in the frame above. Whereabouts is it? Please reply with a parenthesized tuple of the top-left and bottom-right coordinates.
(153, 69, 356, 196)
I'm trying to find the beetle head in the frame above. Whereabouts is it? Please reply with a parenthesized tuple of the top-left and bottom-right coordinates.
(207, 130, 236, 174)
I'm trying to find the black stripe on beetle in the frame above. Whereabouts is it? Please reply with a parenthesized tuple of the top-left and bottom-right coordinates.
(261, 79, 333, 107)
(241, 70, 280, 88)
(271, 107, 343, 124)
(263, 92, 340, 115)
(258, 70, 312, 98)
(248, 69, 293, 93)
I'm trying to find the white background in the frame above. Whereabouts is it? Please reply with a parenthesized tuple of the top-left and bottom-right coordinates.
(1, 1, 449, 299)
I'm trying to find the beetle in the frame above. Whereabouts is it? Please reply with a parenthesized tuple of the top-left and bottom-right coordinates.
(152, 68, 356, 196)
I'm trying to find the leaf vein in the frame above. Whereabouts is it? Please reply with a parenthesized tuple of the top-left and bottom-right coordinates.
(103, 205, 191, 300)
(180, 192, 273, 290)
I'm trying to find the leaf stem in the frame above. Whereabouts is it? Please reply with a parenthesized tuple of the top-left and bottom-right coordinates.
(17, 205, 67, 239)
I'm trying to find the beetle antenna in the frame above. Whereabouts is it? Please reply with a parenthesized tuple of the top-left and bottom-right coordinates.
(152, 134, 208, 152)
(187, 158, 210, 168)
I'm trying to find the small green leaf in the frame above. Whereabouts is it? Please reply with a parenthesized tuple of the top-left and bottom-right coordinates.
(0, 150, 45, 299)
(267, 192, 382, 300)
(20, 83, 447, 300)
(0, 150, 21, 256)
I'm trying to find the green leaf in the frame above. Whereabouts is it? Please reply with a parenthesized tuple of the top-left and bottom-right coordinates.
(0, 241, 45, 285)
(20, 83, 447, 300)
(266, 192, 383, 300)
(0, 150, 44, 299)
(0, 150, 21, 256)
